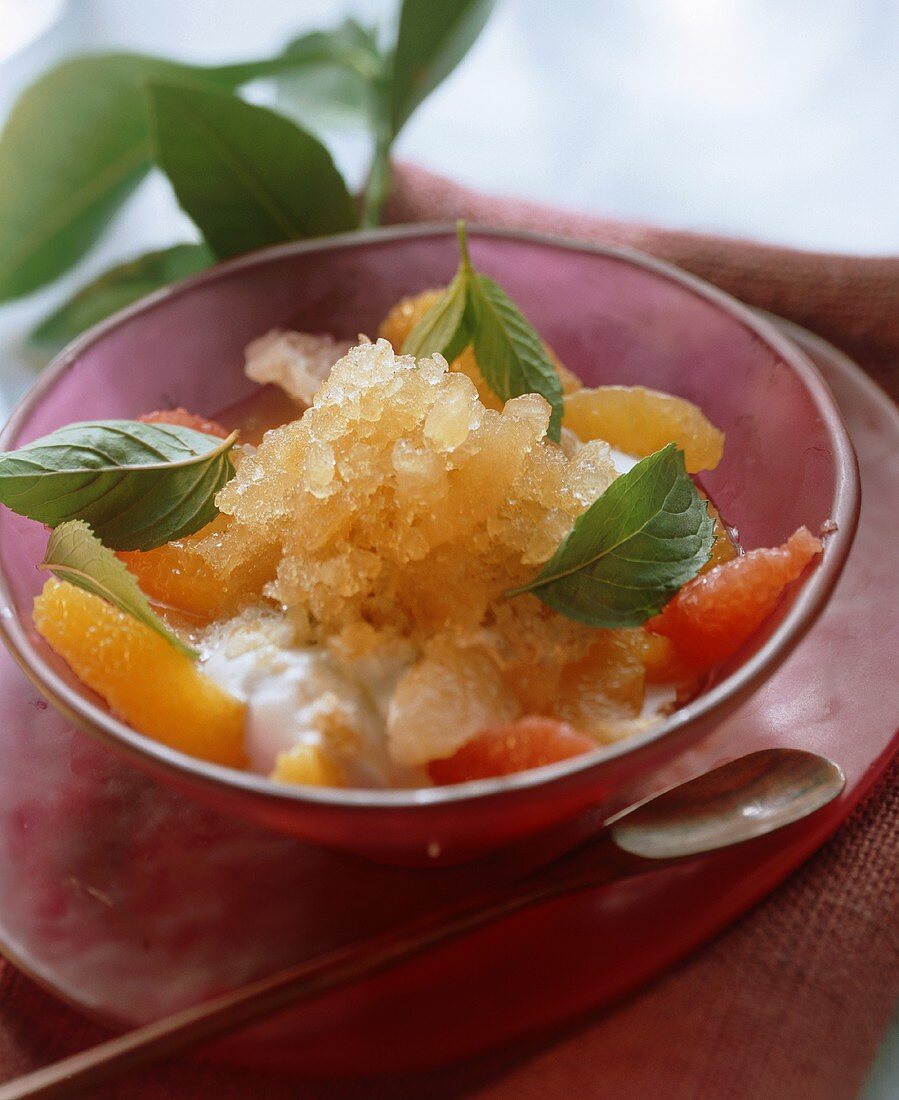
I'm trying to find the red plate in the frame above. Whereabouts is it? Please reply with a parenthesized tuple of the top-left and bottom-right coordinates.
(0, 323, 895, 1076)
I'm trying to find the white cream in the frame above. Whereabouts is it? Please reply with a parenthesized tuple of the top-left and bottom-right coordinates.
(609, 446, 640, 475)
(199, 610, 417, 786)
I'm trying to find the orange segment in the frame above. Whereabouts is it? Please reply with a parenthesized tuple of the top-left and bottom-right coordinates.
(118, 512, 278, 622)
(704, 496, 739, 571)
(379, 289, 583, 406)
(138, 407, 230, 439)
(122, 408, 271, 620)
(272, 743, 345, 787)
(118, 514, 232, 622)
(379, 288, 444, 352)
(428, 716, 595, 785)
(33, 579, 246, 767)
(648, 526, 822, 671)
(564, 385, 725, 472)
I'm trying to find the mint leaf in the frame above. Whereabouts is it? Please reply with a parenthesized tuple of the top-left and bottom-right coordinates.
(360, 0, 496, 225)
(398, 223, 564, 440)
(390, 0, 498, 134)
(0, 420, 237, 551)
(0, 53, 274, 302)
(276, 20, 383, 132)
(29, 244, 214, 349)
(146, 83, 357, 259)
(509, 445, 715, 627)
(401, 267, 472, 360)
(468, 272, 565, 442)
(41, 521, 197, 658)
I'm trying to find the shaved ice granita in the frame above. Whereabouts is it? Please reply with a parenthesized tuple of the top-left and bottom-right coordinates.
(7, 229, 826, 790)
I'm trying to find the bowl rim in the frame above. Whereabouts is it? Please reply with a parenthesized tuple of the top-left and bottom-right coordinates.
(0, 223, 861, 810)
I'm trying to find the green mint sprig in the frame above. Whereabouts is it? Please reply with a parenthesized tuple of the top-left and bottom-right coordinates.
(0, 420, 237, 551)
(508, 444, 715, 627)
(41, 521, 197, 658)
(0, 1, 497, 348)
(402, 223, 565, 441)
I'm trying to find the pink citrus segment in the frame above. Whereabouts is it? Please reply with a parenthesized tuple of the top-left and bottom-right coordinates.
(648, 526, 823, 671)
(564, 385, 725, 472)
(33, 579, 246, 767)
(138, 407, 230, 439)
(428, 716, 595, 785)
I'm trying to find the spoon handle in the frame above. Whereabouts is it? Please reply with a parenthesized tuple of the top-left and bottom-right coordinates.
(0, 843, 631, 1100)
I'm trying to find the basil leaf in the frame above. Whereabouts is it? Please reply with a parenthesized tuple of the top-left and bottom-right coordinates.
(509, 445, 715, 628)
(361, 0, 496, 225)
(276, 20, 383, 132)
(41, 521, 197, 658)
(0, 54, 270, 302)
(146, 83, 357, 260)
(0, 420, 237, 551)
(29, 244, 214, 349)
(399, 223, 564, 437)
(390, 0, 498, 134)
(468, 272, 565, 442)
(401, 267, 472, 359)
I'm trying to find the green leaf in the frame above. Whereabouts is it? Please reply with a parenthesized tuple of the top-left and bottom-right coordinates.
(0, 420, 237, 551)
(41, 521, 197, 658)
(399, 223, 564, 438)
(401, 266, 471, 360)
(29, 244, 214, 349)
(468, 272, 565, 442)
(275, 20, 383, 132)
(146, 82, 358, 259)
(509, 445, 715, 628)
(390, 0, 497, 134)
(0, 53, 266, 302)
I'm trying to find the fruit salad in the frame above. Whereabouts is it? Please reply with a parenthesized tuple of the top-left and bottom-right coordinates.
(5, 230, 824, 789)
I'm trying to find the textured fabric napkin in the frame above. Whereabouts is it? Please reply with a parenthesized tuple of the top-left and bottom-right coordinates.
(1, 164, 897, 1098)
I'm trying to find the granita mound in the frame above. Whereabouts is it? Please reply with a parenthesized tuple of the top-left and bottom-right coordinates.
(193, 339, 654, 764)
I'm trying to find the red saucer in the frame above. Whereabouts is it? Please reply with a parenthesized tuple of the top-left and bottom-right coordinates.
(0, 324, 895, 1076)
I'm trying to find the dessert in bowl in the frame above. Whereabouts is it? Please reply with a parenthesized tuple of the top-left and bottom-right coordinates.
(0, 226, 858, 862)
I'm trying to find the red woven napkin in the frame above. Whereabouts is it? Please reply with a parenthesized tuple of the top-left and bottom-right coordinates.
(1, 165, 897, 1099)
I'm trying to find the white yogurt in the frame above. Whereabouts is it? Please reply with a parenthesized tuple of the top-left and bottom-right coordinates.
(609, 446, 640, 475)
(200, 610, 416, 786)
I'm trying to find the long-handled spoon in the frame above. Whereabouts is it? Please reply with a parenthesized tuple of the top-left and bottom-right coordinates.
(0, 748, 844, 1100)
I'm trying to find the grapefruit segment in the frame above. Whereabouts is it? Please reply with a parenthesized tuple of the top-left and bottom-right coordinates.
(428, 716, 595, 785)
(138, 407, 230, 439)
(648, 526, 823, 671)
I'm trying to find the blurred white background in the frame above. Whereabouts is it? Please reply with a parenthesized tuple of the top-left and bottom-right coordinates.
(2, 0, 896, 393)
(2, 0, 898, 253)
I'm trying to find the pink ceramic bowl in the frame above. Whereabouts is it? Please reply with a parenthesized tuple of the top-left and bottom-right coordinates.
(0, 226, 858, 863)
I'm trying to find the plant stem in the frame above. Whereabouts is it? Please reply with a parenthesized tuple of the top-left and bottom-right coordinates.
(360, 65, 395, 228)
(361, 130, 392, 228)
